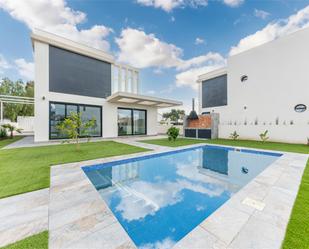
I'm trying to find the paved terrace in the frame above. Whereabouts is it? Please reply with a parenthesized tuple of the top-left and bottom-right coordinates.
(0, 137, 308, 249)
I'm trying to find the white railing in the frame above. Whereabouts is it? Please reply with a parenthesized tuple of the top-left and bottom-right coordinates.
(111, 64, 139, 94)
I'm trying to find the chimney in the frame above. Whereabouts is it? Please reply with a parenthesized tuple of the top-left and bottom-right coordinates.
(187, 98, 199, 120)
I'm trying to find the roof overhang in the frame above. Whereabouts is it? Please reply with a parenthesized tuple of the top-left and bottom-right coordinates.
(107, 92, 182, 108)
(197, 67, 227, 83)
(31, 29, 115, 64)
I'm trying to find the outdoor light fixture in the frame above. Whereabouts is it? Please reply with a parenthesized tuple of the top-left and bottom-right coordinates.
(42, 96, 45, 100)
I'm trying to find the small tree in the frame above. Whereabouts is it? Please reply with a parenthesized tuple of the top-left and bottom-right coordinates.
(167, 126, 179, 141)
(0, 127, 8, 139)
(229, 131, 239, 140)
(1, 124, 22, 138)
(260, 130, 269, 142)
(57, 112, 96, 150)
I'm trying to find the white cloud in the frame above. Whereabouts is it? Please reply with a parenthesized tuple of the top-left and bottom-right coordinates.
(195, 37, 205, 45)
(223, 0, 244, 7)
(177, 52, 225, 71)
(116, 28, 183, 68)
(14, 58, 34, 80)
(136, 0, 208, 12)
(140, 238, 176, 249)
(170, 16, 176, 22)
(0, 54, 11, 75)
(175, 53, 226, 89)
(146, 90, 156, 94)
(254, 9, 270, 20)
(116, 28, 224, 73)
(0, 0, 112, 51)
(230, 5, 309, 56)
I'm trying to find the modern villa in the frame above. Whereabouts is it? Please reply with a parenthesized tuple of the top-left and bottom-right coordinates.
(197, 27, 309, 144)
(31, 30, 182, 142)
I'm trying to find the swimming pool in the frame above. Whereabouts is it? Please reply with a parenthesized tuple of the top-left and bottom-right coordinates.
(83, 145, 281, 249)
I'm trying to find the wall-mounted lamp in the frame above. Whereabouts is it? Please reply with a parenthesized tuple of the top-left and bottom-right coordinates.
(244, 105, 247, 110)
(42, 96, 46, 100)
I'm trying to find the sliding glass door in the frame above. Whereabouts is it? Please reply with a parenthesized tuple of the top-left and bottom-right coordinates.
(118, 108, 132, 136)
(49, 102, 102, 139)
(118, 108, 146, 136)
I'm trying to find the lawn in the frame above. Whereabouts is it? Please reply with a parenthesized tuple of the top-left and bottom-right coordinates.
(0, 231, 48, 249)
(140, 137, 309, 249)
(0, 136, 23, 149)
(141, 137, 309, 153)
(0, 141, 148, 199)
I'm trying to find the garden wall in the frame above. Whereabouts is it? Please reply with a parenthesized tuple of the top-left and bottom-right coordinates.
(219, 124, 309, 144)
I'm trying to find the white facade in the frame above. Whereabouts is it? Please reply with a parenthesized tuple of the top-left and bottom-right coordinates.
(198, 27, 309, 144)
(32, 30, 181, 142)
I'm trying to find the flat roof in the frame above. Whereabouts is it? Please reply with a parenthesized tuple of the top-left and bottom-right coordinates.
(107, 92, 182, 108)
(31, 29, 115, 64)
(197, 67, 227, 83)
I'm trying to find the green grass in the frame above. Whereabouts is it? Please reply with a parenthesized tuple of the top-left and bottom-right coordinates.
(0, 231, 48, 249)
(0, 141, 148, 199)
(141, 137, 309, 153)
(141, 137, 309, 249)
(0, 136, 23, 149)
(282, 160, 309, 249)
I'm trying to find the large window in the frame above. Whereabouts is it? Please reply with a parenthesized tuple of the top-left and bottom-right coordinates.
(202, 74, 227, 108)
(49, 102, 102, 139)
(118, 108, 146, 136)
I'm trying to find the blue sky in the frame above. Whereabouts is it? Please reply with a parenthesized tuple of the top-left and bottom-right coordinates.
(1, 0, 309, 112)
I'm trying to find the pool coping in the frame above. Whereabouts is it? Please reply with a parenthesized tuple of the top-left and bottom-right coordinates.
(48, 142, 308, 249)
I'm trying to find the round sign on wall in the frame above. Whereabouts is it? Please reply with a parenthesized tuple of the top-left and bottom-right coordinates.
(294, 104, 307, 113)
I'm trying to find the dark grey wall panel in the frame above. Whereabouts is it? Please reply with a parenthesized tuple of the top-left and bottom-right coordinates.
(198, 129, 211, 139)
(202, 74, 227, 108)
(184, 129, 196, 138)
(49, 46, 111, 98)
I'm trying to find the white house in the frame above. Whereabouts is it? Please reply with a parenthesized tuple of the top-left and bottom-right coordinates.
(31, 30, 182, 142)
(198, 27, 309, 144)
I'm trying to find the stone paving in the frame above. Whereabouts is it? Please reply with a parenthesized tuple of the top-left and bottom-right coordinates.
(0, 189, 48, 247)
(173, 151, 308, 249)
(0, 137, 308, 249)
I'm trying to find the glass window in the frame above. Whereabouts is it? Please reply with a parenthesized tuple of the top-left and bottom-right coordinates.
(133, 110, 146, 135)
(50, 103, 66, 139)
(118, 109, 132, 136)
(118, 108, 146, 136)
(80, 106, 101, 137)
(49, 102, 101, 139)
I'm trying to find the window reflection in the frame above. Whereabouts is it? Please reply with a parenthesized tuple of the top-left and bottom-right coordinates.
(118, 108, 146, 136)
(49, 102, 102, 139)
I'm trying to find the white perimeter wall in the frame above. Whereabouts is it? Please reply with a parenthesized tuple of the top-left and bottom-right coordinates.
(200, 28, 309, 144)
(34, 41, 157, 142)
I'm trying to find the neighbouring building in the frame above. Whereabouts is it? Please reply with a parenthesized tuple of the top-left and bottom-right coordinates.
(197, 27, 309, 144)
(31, 30, 182, 142)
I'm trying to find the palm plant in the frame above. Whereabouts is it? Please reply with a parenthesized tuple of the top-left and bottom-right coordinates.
(1, 124, 22, 138)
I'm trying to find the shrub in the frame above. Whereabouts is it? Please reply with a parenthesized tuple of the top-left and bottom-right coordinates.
(260, 130, 269, 142)
(1, 124, 22, 138)
(0, 128, 8, 138)
(57, 112, 96, 150)
(307, 138, 309, 146)
(229, 131, 239, 140)
(167, 126, 179, 141)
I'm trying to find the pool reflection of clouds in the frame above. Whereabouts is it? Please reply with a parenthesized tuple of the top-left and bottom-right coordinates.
(140, 237, 176, 249)
(114, 177, 225, 221)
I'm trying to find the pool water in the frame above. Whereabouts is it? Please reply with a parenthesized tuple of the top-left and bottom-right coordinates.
(83, 145, 281, 249)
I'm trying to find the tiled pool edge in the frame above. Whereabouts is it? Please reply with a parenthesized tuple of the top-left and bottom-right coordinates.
(173, 151, 309, 249)
(48, 143, 308, 249)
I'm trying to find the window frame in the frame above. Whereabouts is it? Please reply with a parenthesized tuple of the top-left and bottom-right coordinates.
(117, 107, 147, 136)
(49, 101, 102, 140)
